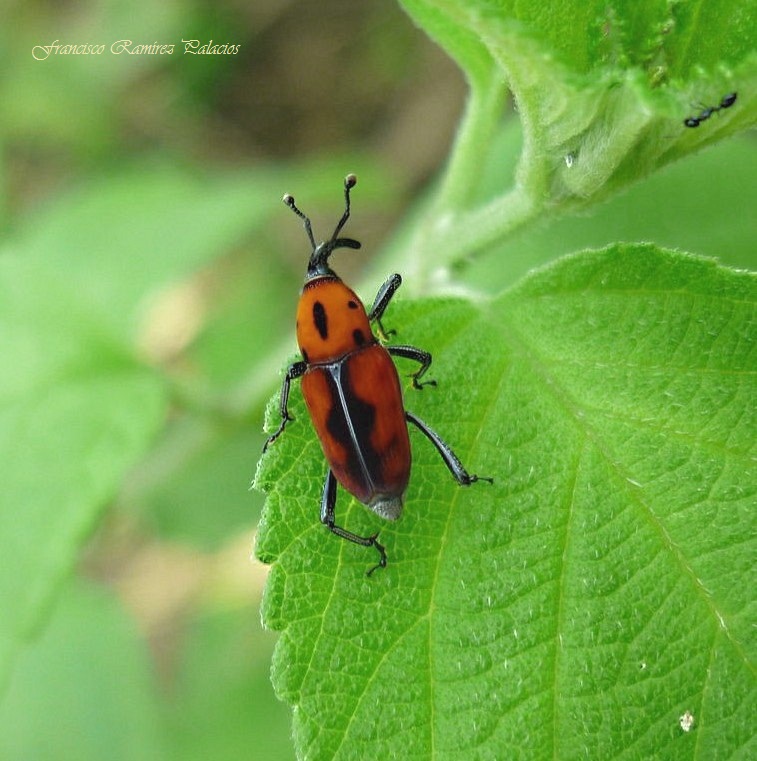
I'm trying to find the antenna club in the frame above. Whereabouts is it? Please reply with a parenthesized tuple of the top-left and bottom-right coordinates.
(345, 174, 357, 189)
(283, 193, 295, 207)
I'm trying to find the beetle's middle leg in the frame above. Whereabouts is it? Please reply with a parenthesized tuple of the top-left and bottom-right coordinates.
(388, 345, 437, 389)
(321, 469, 387, 576)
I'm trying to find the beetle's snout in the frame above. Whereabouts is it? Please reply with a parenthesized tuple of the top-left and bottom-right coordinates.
(368, 494, 404, 521)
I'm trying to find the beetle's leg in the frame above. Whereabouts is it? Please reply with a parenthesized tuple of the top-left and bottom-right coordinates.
(368, 273, 402, 340)
(320, 470, 388, 576)
(388, 345, 437, 390)
(406, 411, 494, 485)
(262, 360, 307, 451)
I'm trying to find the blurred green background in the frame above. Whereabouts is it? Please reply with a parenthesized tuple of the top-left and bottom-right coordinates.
(0, 2, 465, 759)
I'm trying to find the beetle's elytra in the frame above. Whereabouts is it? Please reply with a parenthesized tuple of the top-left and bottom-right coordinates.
(263, 174, 492, 575)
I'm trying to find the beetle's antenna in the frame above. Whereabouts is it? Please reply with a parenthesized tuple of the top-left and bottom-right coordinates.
(283, 193, 316, 251)
(330, 174, 357, 242)
(293, 175, 361, 278)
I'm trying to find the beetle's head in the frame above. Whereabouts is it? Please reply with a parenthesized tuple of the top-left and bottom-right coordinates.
(283, 174, 362, 280)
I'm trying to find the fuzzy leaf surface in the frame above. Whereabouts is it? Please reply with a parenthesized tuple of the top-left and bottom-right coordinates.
(403, 0, 757, 202)
(395, 1, 757, 274)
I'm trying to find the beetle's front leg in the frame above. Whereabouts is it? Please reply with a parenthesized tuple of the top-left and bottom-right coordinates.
(262, 360, 307, 451)
(320, 470, 387, 576)
(368, 273, 402, 340)
(387, 345, 437, 389)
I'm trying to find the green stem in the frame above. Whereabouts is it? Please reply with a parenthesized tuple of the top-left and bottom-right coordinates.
(401, 67, 549, 284)
(422, 183, 542, 272)
(434, 72, 508, 212)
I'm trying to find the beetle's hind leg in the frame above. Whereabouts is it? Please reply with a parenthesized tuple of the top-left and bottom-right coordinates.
(320, 470, 387, 576)
(406, 411, 493, 485)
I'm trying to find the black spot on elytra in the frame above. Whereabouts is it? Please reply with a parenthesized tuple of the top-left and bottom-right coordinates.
(353, 329, 366, 346)
(313, 301, 328, 340)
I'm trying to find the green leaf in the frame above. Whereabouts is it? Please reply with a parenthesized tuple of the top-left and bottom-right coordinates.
(0, 580, 164, 761)
(255, 245, 755, 758)
(397, 0, 757, 271)
(0, 255, 167, 690)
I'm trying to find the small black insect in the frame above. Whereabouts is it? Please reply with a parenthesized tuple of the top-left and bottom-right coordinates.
(684, 92, 737, 128)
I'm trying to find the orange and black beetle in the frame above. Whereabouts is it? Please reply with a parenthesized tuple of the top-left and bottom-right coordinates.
(264, 174, 492, 574)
